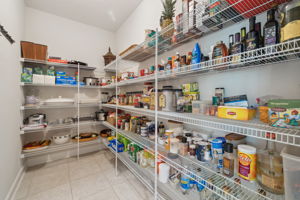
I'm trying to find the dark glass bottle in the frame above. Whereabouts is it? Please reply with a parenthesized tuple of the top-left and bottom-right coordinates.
(231, 32, 244, 64)
(264, 9, 279, 46)
(246, 17, 259, 51)
(241, 27, 247, 48)
(228, 34, 234, 55)
(255, 22, 264, 48)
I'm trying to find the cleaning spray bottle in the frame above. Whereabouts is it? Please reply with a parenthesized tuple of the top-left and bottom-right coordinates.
(191, 43, 201, 70)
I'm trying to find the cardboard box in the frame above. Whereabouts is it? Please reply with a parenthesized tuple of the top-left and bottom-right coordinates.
(218, 106, 256, 120)
(268, 99, 300, 129)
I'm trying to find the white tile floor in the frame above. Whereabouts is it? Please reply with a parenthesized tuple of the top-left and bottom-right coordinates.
(15, 149, 153, 200)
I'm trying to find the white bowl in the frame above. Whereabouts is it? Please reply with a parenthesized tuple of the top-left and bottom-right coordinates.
(52, 135, 70, 145)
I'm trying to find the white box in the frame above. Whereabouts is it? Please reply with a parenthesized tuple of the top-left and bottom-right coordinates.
(44, 75, 55, 85)
(32, 74, 45, 85)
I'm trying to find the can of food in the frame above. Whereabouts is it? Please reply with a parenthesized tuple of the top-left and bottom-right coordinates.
(238, 144, 256, 181)
(211, 139, 224, 170)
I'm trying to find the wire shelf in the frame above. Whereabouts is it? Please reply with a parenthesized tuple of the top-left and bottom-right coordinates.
(21, 138, 101, 158)
(21, 103, 101, 110)
(20, 121, 103, 134)
(102, 104, 300, 147)
(20, 58, 96, 70)
(102, 38, 300, 88)
(21, 82, 101, 89)
(102, 122, 282, 200)
(103, 137, 191, 200)
(103, 0, 287, 71)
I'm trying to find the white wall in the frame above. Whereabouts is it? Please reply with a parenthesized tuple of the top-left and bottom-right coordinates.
(0, 0, 24, 199)
(24, 7, 117, 76)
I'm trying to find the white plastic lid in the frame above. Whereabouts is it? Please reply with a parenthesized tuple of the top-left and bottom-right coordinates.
(238, 144, 256, 154)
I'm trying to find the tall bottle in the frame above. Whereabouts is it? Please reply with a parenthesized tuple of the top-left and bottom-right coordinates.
(231, 32, 244, 64)
(264, 8, 279, 46)
(257, 133, 284, 194)
(228, 34, 234, 55)
(255, 22, 263, 48)
(241, 27, 247, 48)
(246, 17, 259, 51)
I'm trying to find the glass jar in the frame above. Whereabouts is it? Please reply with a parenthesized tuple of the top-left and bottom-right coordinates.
(164, 130, 173, 151)
(189, 144, 196, 158)
(119, 94, 127, 105)
(133, 92, 143, 108)
(170, 138, 180, 154)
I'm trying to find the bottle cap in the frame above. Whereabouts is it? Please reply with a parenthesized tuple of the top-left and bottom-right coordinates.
(225, 143, 233, 153)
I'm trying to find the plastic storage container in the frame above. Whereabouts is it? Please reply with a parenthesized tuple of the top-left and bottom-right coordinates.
(281, 145, 300, 200)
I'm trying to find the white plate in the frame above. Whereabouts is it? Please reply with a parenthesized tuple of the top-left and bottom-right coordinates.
(23, 145, 49, 153)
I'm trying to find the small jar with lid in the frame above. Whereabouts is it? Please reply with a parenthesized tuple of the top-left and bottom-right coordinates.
(179, 137, 188, 156)
(170, 138, 180, 154)
(119, 94, 127, 105)
(189, 144, 196, 158)
(141, 125, 148, 137)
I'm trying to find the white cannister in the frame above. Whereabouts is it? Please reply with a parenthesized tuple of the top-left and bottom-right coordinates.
(159, 163, 170, 183)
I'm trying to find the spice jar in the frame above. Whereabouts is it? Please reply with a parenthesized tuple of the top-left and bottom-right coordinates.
(189, 144, 196, 158)
(133, 91, 143, 108)
(125, 120, 130, 131)
(119, 94, 127, 105)
(170, 138, 180, 154)
(150, 89, 162, 110)
(126, 92, 132, 105)
(141, 125, 148, 137)
(164, 130, 173, 151)
(179, 137, 188, 156)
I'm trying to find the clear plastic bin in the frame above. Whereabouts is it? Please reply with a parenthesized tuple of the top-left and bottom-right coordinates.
(281, 146, 300, 200)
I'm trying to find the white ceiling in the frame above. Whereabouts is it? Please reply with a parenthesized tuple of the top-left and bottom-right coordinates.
(25, 0, 142, 31)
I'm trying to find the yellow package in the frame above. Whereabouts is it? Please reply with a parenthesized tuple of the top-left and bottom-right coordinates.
(238, 145, 256, 181)
(217, 106, 256, 120)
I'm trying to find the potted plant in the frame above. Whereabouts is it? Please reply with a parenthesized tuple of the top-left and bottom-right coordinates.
(160, 0, 176, 39)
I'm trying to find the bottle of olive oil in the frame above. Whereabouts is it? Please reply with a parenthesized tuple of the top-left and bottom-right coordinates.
(246, 17, 259, 51)
(264, 9, 279, 46)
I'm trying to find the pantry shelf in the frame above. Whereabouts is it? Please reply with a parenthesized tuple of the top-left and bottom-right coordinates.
(103, 138, 192, 200)
(21, 138, 101, 158)
(102, 38, 300, 88)
(103, 0, 285, 71)
(20, 58, 96, 70)
(20, 121, 103, 134)
(21, 82, 101, 89)
(102, 122, 281, 200)
(102, 104, 300, 147)
(21, 103, 101, 110)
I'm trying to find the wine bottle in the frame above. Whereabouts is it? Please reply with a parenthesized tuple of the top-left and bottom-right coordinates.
(255, 22, 264, 48)
(228, 34, 234, 55)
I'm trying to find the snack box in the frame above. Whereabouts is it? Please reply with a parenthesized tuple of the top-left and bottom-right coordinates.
(268, 99, 300, 129)
(56, 71, 66, 76)
(218, 106, 256, 120)
(224, 94, 248, 107)
(55, 75, 67, 85)
(181, 82, 199, 93)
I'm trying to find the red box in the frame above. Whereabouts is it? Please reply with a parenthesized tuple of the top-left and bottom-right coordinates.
(226, 0, 288, 18)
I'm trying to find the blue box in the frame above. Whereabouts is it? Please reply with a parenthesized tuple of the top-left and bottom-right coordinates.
(56, 71, 66, 76)
(56, 76, 67, 85)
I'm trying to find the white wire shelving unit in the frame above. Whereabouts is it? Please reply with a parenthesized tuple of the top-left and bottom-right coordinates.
(20, 58, 96, 70)
(102, 38, 300, 88)
(21, 138, 101, 158)
(102, 104, 300, 147)
(101, 1, 297, 199)
(20, 121, 103, 134)
(102, 121, 283, 200)
(103, 137, 195, 200)
(20, 56, 103, 162)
